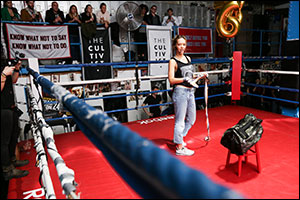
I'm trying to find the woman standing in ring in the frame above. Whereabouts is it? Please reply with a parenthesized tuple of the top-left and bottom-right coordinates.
(168, 35, 207, 156)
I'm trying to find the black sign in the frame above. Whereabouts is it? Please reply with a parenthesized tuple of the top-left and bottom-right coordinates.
(81, 27, 112, 80)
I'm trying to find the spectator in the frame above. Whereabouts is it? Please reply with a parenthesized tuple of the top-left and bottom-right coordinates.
(134, 4, 149, 61)
(66, 5, 81, 24)
(80, 4, 97, 39)
(1, 1, 20, 21)
(1, 50, 29, 183)
(45, 1, 65, 25)
(144, 5, 161, 25)
(65, 5, 82, 64)
(1, 1, 21, 58)
(162, 8, 179, 27)
(142, 86, 162, 118)
(96, 3, 110, 29)
(139, 4, 149, 25)
(20, 1, 43, 22)
(80, 4, 97, 24)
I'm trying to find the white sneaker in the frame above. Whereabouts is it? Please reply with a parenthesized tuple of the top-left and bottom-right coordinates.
(176, 147, 194, 156)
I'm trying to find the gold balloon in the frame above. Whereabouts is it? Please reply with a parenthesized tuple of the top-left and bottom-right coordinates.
(216, 1, 244, 39)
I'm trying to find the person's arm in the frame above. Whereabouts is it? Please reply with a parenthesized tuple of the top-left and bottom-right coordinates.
(65, 14, 72, 23)
(37, 11, 43, 22)
(103, 13, 110, 28)
(1, 7, 10, 20)
(92, 13, 97, 23)
(71, 14, 82, 24)
(84, 14, 92, 23)
(105, 12, 110, 24)
(158, 15, 161, 25)
(45, 10, 52, 23)
(172, 16, 179, 26)
(75, 15, 82, 24)
(96, 11, 100, 24)
(168, 59, 184, 85)
(142, 103, 153, 117)
(11, 61, 21, 83)
(12, 7, 21, 20)
(142, 97, 153, 117)
(1, 66, 15, 91)
(162, 16, 167, 26)
(159, 96, 163, 114)
(20, 9, 31, 22)
(59, 11, 65, 23)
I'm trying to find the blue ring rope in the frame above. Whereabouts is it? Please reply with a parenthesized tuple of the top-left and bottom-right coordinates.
(19, 56, 299, 74)
(44, 92, 227, 122)
(26, 66, 243, 198)
(37, 56, 300, 69)
(243, 93, 299, 104)
(44, 83, 227, 104)
(42, 80, 298, 123)
(243, 82, 299, 93)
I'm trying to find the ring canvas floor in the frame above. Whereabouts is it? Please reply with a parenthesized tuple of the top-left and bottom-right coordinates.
(7, 105, 299, 199)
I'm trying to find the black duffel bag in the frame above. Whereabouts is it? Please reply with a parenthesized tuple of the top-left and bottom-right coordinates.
(221, 113, 263, 155)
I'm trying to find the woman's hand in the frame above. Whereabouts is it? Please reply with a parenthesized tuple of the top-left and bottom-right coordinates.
(2, 66, 15, 76)
(14, 61, 22, 71)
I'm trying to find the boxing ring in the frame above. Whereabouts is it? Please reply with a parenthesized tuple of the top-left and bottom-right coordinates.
(6, 54, 299, 199)
(2, 1, 299, 197)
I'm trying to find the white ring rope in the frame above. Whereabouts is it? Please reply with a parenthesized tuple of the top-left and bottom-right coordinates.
(26, 87, 79, 199)
(244, 69, 299, 75)
(56, 70, 230, 87)
(32, 125, 56, 199)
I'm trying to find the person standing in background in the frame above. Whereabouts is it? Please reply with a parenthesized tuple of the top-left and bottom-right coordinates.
(1, 53, 29, 184)
(45, 1, 65, 25)
(134, 4, 149, 61)
(142, 86, 162, 118)
(144, 5, 161, 25)
(162, 8, 179, 27)
(1, 1, 20, 21)
(65, 5, 82, 64)
(20, 1, 43, 22)
(80, 4, 97, 24)
(96, 3, 110, 29)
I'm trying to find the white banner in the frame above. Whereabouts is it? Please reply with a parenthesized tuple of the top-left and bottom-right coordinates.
(146, 25, 172, 76)
(6, 23, 71, 60)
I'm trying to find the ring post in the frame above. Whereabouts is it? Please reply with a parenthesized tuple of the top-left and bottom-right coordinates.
(231, 51, 242, 101)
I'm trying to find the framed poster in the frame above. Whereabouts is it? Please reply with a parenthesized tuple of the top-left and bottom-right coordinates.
(79, 27, 112, 80)
(146, 25, 172, 76)
(177, 27, 213, 54)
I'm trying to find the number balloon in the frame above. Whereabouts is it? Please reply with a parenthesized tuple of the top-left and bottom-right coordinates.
(216, 1, 244, 38)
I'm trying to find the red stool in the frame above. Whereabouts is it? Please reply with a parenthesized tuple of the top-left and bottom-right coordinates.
(226, 142, 261, 177)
